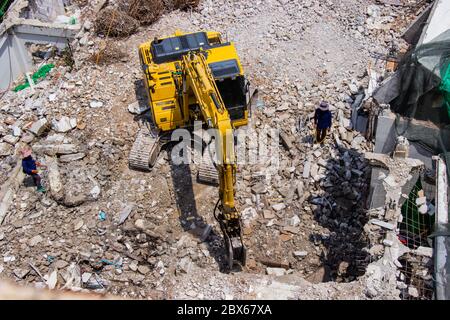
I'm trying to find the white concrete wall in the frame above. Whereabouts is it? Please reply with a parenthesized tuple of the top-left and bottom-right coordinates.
(0, 22, 78, 90)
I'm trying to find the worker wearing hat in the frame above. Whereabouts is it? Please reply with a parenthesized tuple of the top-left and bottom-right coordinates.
(314, 101, 332, 144)
(21, 146, 47, 193)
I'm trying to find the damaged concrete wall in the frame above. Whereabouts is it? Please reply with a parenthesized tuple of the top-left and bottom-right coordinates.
(373, 109, 450, 170)
(0, 0, 79, 90)
(27, 0, 65, 22)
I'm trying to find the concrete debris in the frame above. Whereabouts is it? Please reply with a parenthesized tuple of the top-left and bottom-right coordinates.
(29, 235, 43, 247)
(59, 153, 86, 162)
(266, 267, 287, 277)
(28, 119, 49, 136)
(89, 101, 104, 108)
(413, 246, 433, 258)
(51, 116, 77, 133)
(0, 143, 13, 157)
(369, 219, 395, 230)
(33, 144, 78, 156)
(0, 0, 433, 301)
(127, 101, 148, 115)
(118, 204, 134, 225)
(272, 203, 286, 211)
(13, 268, 30, 279)
(293, 251, 308, 257)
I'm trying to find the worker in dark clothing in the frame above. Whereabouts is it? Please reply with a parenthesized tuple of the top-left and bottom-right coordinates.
(314, 101, 332, 144)
(21, 147, 46, 193)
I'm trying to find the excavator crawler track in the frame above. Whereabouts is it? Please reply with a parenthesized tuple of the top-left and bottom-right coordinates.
(198, 142, 219, 184)
(198, 162, 219, 184)
(129, 128, 161, 171)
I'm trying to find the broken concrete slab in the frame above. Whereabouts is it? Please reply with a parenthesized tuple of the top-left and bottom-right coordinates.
(302, 160, 311, 178)
(33, 144, 78, 156)
(127, 101, 148, 115)
(28, 235, 43, 247)
(45, 156, 63, 196)
(266, 267, 287, 276)
(413, 246, 433, 258)
(369, 219, 395, 230)
(2, 135, 19, 145)
(0, 143, 13, 156)
(51, 116, 77, 133)
(293, 251, 308, 257)
(28, 118, 49, 136)
(272, 203, 286, 211)
(59, 152, 86, 162)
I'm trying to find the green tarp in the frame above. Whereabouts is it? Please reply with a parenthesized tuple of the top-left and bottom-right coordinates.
(440, 61, 450, 118)
(13, 64, 55, 92)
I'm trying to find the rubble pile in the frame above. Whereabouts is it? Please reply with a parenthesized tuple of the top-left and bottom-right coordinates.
(94, 8, 140, 37)
(119, 0, 164, 25)
(95, 0, 200, 37)
(163, 0, 201, 11)
(0, 0, 434, 299)
(88, 43, 128, 65)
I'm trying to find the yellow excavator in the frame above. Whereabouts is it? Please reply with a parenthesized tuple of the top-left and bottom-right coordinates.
(129, 30, 257, 268)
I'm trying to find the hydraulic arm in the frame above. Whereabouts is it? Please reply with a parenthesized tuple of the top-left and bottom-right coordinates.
(178, 50, 246, 268)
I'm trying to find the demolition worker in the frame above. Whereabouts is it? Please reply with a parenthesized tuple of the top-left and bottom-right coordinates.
(314, 101, 332, 144)
(21, 146, 47, 193)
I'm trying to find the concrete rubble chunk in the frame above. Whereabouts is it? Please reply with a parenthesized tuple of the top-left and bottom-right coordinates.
(51, 116, 77, 133)
(90, 101, 104, 108)
(54, 260, 68, 269)
(279, 131, 295, 155)
(287, 215, 300, 226)
(302, 160, 311, 178)
(408, 286, 419, 298)
(28, 118, 49, 136)
(59, 153, 86, 162)
(47, 270, 58, 290)
(0, 143, 13, 156)
(266, 267, 286, 276)
(242, 207, 258, 221)
(293, 251, 308, 257)
(90, 185, 101, 199)
(272, 203, 286, 211)
(29, 235, 43, 247)
(137, 265, 150, 275)
(46, 156, 63, 195)
(177, 257, 193, 274)
(81, 272, 92, 283)
(127, 101, 148, 115)
(251, 182, 267, 194)
(118, 204, 134, 225)
(2, 135, 19, 145)
(33, 144, 78, 156)
(369, 219, 395, 230)
(413, 246, 433, 258)
(73, 219, 84, 231)
(276, 102, 289, 111)
(415, 196, 426, 206)
(62, 194, 87, 207)
(13, 268, 30, 279)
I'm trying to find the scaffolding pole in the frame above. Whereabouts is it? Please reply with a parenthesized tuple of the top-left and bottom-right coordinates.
(433, 156, 449, 300)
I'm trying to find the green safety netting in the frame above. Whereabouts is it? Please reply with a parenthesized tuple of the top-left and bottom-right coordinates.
(13, 64, 55, 92)
(0, 0, 12, 21)
(440, 61, 450, 118)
